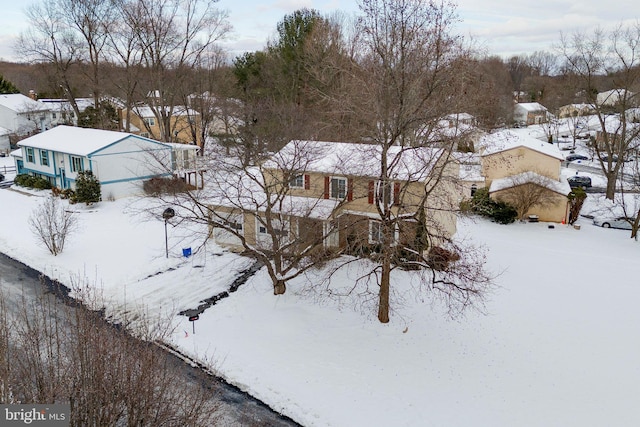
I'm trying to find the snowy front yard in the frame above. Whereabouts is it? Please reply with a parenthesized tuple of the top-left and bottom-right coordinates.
(1, 181, 639, 426)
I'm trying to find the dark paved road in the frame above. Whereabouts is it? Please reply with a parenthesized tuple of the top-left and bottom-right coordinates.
(0, 252, 301, 427)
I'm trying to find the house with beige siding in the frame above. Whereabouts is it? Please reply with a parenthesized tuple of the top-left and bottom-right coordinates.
(513, 102, 549, 126)
(210, 140, 459, 255)
(479, 130, 571, 222)
(119, 105, 202, 147)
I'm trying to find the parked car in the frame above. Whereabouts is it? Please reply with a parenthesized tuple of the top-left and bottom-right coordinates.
(593, 216, 636, 230)
(600, 154, 619, 162)
(565, 154, 589, 162)
(567, 175, 592, 188)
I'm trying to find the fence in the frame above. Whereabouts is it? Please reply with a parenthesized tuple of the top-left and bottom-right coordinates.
(0, 165, 16, 175)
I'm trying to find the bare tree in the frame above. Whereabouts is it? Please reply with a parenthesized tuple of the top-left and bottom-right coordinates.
(29, 195, 78, 256)
(0, 281, 222, 425)
(311, 0, 494, 323)
(59, 0, 116, 109)
(558, 24, 640, 200)
(140, 140, 348, 296)
(127, 0, 231, 143)
(493, 172, 565, 220)
(17, 0, 84, 118)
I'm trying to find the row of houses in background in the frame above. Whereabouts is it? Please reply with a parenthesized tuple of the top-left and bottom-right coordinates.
(6, 85, 639, 256)
(0, 91, 222, 156)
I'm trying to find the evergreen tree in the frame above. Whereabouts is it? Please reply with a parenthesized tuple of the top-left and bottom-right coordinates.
(75, 171, 101, 205)
(0, 75, 20, 94)
(78, 102, 119, 130)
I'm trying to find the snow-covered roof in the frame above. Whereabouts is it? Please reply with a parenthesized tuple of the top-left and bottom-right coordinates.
(39, 98, 94, 112)
(265, 140, 444, 181)
(453, 152, 484, 181)
(121, 119, 140, 132)
(597, 88, 634, 105)
(444, 112, 475, 121)
(164, 142, 199, 152)
(479, 130, 564, 160)
(0, 126, 10, 136)
(515, 102, 548, 112)
(131, 105, 200, 118)
(207, 165, 340, 219)
(17, 125, 164, 157)
(0, 94, 50, 113)
(489, 171, 571, 195)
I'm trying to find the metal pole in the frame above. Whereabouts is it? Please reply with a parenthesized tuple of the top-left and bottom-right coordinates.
(164, 219, 168, 258)
(192, 321, 195, 335)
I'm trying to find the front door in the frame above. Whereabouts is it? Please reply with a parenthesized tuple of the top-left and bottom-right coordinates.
(59, 168, 67, 189)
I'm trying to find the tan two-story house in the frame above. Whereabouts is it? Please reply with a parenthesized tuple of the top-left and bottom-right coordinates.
(479, 130, 571, 222)
(210, 140, 460, 256)
(119, 105, 203, 147)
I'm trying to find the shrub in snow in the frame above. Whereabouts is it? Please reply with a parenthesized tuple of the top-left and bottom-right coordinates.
(75, 171, 101, 205)
(29, 195, 78, 255)
(468, 187, 517, 224)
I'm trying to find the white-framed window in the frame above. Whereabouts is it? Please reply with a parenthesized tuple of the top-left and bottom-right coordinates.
(40, 150, 49, 166)
(26, 147, 35, 163)
(144, 117, 155, 127)
(70, 156, 83, 172)
(141, 132, 150, 138)
(330, 177, 347, 199)
(368, 220, 398, 244)
(375, 180, 391, 205)
(470, 184, 478, 197)
(223, 217, 243, 231)
(52, 112, 57, 119)
(290, 174, 304, 188)
(369, 220, 384, 244)
(257, 219, 289, 238)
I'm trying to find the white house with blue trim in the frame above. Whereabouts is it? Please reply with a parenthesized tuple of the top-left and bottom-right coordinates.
(0, 93, 53, 135)
(12, 125, 197, 199)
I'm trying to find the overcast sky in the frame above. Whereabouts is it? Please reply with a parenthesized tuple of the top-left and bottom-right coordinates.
(0, 0, 636, 63)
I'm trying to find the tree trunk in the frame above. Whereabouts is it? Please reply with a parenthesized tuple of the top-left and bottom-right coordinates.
(605, 175, 616, 200)
(378, 255, 391, 323)
(274, 279, 286, 295)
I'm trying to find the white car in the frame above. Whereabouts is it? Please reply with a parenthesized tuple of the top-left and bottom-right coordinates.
(593, 216, 635, 230)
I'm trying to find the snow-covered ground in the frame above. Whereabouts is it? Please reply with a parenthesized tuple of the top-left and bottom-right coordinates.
(1, 154, 640, 426)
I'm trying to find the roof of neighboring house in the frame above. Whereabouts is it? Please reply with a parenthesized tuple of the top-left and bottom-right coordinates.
(559, 103, 593, 111)
(16, 125, 167, 157)
(129, 105, 200, 118)
(0, 94, 50, 113)
(489, 171, 571, 195)
(266, 140, 444, 181)
(479, 130, 564, 160)
(0, 126, 10, 136)
(164, 142, 199, 152)
(454, 152, 484, 182)
(597, 88, 634, 102)
(39, 98, 94, 112)
(515, 102, 548, 112)
(121, 119, 140, 132)
(444, 112, 475, 122)
(594, 114, 640, 135)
